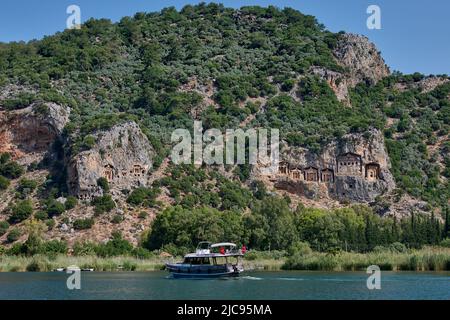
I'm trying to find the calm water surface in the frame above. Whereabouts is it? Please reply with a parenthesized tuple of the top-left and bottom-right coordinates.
(0, 271, 448, 300)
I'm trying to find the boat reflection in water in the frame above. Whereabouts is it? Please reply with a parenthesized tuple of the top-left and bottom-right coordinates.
(165, 242, 244, 278)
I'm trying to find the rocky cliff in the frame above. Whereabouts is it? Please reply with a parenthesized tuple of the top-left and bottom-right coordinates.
(253, 129, 395, 203)
(0, 103, 69, 165)
(67, 121, 155, 200)
(334, 34, 390, 87)
(312, 33, 390, 102)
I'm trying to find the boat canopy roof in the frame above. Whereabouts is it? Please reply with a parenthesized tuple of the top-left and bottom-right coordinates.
(186, 242, 242, 258)
(184, 252, 243, 258)
(210, 242, 236, 248)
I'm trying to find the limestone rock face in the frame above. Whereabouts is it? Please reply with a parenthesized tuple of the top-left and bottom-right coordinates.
(334, 33, 390, 87)
(67, 121, 155, 200)
(416, 76, 449, 93)
(253, 129, 395, 203)
(310, 67, 350, 102)
(312, 34, 390, 102)
(0, 103, 69, 164)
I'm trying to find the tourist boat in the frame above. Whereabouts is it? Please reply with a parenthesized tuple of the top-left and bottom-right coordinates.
(165, 242, 244, 278)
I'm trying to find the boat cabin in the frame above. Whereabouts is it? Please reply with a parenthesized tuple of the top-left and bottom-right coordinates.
(166, 241, 244, 278)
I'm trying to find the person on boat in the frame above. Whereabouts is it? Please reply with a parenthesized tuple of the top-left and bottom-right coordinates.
(241, 244, 247, 254)
(219, 246, 225, 255)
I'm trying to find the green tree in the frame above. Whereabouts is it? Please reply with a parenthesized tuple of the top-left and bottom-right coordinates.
(41, 240, 68, 254)
(96, 231, 133, 257)
(9, 200, 33, 223)
(145, 206, 244, 250)
(23, 219, 47, 255)
(444, 206, 450, 238)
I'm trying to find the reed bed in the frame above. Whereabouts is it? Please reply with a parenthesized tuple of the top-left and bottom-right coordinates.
(0, 247, 449, 272)
(282, 247, 450, 271)
(0, 255, 168, 272)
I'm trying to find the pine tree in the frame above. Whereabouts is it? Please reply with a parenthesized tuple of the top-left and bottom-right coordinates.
(365, 215, 378, 251)
(445, 206, 450, 238)
(391, 218, 400, 243)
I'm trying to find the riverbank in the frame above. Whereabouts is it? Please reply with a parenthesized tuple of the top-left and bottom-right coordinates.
(0, 247, 449, 272)
(282, 247, 450, 271)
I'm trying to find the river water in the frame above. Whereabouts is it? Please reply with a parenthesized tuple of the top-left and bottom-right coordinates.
(0, 271, 448, 300)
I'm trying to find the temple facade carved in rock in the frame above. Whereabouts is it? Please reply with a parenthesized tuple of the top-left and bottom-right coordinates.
(273, 152, 381, 184)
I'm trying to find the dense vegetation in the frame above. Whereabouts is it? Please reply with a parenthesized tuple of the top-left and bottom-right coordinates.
(1, 4, 447, 205)
(0, 4, 344, 158)
(350, 75, 450, 207)
(0, 4, 449, 258)
(144, 196, 447, 254)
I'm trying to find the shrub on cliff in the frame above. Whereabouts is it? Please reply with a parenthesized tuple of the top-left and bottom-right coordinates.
(92, 195, 115, 214)
(111, 214, 123, 224)
(97, 177, 110, 193)
(82, 135, 96, 150)
(73, 218, 95, 230)
(64, 196, 78, 210)
(34, 211, 48, 221)
(0, 175, 10, 190)
(9, 200, 33, 223)
(7, 228, 21, 243)
(0, 220, 10, 236)
(45, 219, 55, 230)
(45, 199, 65, 217)
(0, 159, 24, 179)
(16, 178, 38, 198)
(126, 187, 160, 207)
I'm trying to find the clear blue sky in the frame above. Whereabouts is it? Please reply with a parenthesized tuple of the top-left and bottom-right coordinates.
(0, 0, 448, 75)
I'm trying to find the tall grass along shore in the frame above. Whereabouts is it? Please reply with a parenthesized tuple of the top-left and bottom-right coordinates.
(0, 246, 449, 272)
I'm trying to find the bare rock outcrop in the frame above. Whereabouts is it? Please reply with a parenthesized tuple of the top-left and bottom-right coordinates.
(334, 34, 390, 87)
(253, 128, 395, 203)
(312, 34, 390, 102)
(0, 103, 69, 165)
(416, 76, 449, 93)
(67, 121, 155, 200)
(310, 67, 350, 102)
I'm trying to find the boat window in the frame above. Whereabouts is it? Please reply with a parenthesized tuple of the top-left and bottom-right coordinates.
(197, 242, 211, 250)
(214, 257, 227, 265)
(183, 257, 211, 265)
(183, 257, 191, 264)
